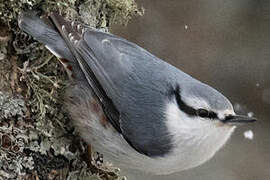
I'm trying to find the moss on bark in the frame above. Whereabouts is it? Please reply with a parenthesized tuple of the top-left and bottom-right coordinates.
(0, 0, 143, 179)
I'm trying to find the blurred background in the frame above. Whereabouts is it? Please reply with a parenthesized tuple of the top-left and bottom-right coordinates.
(111, 0, 270, 179)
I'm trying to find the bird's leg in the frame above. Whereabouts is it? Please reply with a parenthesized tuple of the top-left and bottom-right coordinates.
(87, 144, 103, 167)
(86, 144, 94, 165)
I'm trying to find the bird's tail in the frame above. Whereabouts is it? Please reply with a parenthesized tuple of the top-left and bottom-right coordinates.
(18, 12, 84, 80)
(18, 12, 60, 47)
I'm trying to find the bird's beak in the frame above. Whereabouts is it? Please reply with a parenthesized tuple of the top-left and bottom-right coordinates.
(222, 115, 257, 124)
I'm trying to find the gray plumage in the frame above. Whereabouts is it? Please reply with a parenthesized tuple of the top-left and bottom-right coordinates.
(18, 12, 256, 174)
(18, 11, 234, 157)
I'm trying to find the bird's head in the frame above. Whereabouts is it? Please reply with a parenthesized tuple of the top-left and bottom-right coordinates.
(162, 81, 256, 172)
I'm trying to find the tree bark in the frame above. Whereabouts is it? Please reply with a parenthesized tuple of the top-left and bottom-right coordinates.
(0, 0, 142, 179)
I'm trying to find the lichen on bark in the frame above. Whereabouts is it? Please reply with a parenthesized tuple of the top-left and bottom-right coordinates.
(0, 0, 143, 179)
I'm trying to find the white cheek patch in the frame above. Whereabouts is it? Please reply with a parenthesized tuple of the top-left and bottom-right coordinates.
(165, 102, 182, 134)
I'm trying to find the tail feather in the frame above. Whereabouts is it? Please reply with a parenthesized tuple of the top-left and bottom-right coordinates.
(18, 12, 84, 80)
(18, 12, 59, 46)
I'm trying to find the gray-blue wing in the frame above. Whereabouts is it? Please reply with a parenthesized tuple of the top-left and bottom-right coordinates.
(50, 12, 173, 156)
(20, 12, 174, 157)
(75, 31, 174, 156)
(49, 13, 124, 134)
(76, 30, 150, 105)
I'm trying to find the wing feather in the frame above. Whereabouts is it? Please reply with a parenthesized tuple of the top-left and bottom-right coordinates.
(50, 12, 174, 156)
(50, 12, 122, 133)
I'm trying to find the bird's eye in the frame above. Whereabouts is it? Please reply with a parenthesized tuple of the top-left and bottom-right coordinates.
(197, 109, 209, 118)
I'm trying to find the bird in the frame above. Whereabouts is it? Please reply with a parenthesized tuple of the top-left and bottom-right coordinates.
(18, 11, 256, 175)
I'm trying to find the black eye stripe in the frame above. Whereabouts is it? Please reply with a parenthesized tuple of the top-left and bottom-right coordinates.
(174, 85, 197, 116)
(172, 85, 218, 119)
(208, 111, 218, 119)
